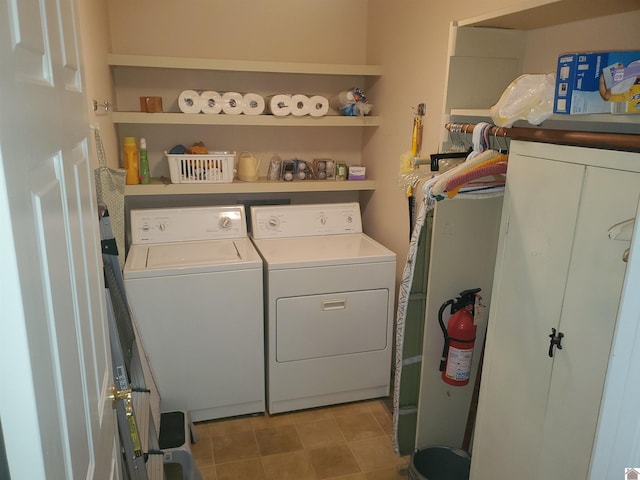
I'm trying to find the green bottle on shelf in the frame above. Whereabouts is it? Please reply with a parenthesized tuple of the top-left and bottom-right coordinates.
(139, 137, 150, 184)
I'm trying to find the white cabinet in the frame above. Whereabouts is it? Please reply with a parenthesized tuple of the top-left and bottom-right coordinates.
(409, 197, 502, 447)
(470, 141, 640, 480)
(108, 54, 381, 196)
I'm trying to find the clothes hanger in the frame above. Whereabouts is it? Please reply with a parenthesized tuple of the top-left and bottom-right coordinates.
(493, 129, 508, 154)
(430, 125, 472, 171)
(430, 149, 472, 171)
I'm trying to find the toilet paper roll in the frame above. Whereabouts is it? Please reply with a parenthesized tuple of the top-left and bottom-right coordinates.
(242, 93, 266, 115)
(290, 94, 311, 116)
(200, 91, 223, 114)
(266, 94, 292, 116)
(222, 91, 244, 115)
(309, 95, 329, 117)
(178, 90, 202, 113)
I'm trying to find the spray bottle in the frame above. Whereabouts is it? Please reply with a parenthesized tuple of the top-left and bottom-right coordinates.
(139, 138, 150, 184)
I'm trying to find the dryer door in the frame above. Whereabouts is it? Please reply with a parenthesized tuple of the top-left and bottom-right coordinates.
(276, 289, 389, 362)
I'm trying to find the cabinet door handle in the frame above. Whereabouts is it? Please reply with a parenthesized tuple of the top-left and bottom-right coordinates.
(608, 217, 635, 241)
(548, 328, 564, 358)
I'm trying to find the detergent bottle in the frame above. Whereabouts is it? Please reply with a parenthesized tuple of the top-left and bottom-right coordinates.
(123, 137, 139, 185)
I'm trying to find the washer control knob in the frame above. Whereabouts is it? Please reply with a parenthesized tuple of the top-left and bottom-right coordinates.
(158, 223, 167, 231)
(267, 217, 280, 230)
(346, 215, 353, 224)
(219, 216, 232, 230)
(142, 223, 150, 231)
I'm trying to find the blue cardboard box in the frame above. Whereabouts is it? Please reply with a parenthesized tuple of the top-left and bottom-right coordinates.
(554, 51, 640, 114)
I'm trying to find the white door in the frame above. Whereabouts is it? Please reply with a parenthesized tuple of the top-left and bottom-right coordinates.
(538, 166, 640, 480)
(0, 0, 118, 478)
(470, 155, 586, 479)
(471, 143, 640, 480)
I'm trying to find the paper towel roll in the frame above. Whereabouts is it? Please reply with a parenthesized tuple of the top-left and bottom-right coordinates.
(242, 93, 266, 115)
(266, 94, 292, 116)
(178, 90, 202, 113)
(200, 91, 223, 114)
(290, 94, 311, 116)
(222, 91, 244, 114)
(309, 95, 329, 117)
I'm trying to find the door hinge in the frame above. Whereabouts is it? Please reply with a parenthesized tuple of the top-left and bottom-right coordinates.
(109, 386, 143, 457)
(109, 385, 132, 410)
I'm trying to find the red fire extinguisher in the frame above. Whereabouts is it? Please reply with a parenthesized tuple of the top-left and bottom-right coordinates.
(438, 288, 481, 386)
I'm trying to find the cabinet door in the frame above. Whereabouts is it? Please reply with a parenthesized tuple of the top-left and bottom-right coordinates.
(470, 154, 585, 480)
(538, 166, 640, 480)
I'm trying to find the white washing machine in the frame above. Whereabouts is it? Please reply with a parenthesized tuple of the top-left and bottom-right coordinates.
(123, 205, 264, 422)
(250, 202, 396, 414)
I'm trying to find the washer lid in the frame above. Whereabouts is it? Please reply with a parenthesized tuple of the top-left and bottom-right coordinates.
(147, 241, 241, 268)
(124, 238, 262, 278)
(251, 233, 395, 269)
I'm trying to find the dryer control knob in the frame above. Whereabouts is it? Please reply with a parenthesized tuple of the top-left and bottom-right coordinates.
(219, 216, 232, 230)
(158, 223, 167, 231)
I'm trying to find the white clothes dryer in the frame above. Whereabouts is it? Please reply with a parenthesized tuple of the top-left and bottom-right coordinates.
(123, 206, 264, 422)
(250, 202, 396, 414)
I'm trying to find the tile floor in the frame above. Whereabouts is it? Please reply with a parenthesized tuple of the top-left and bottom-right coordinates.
(189, 398, 410, 480)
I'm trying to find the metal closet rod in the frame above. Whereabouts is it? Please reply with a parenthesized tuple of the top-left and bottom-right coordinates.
(445, 122, 640, 153)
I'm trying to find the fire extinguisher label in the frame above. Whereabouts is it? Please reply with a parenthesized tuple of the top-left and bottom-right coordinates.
(445, 346, 473, 381)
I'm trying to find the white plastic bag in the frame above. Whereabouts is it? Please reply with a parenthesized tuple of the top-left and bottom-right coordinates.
(490, 73, 556, 127)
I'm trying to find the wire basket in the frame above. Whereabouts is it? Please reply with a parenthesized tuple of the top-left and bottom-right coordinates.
(166, 151, 236, 183)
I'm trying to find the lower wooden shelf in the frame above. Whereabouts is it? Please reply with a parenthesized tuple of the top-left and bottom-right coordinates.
(124, 177, 376, 196)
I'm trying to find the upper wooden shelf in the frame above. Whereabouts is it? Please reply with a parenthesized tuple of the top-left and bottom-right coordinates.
(107, 54, 383, 76)
(448, 109, 640, 135)
(450, 109, 640, 124)
(112, 112, 382, 127)
(457, 0, 639, 30)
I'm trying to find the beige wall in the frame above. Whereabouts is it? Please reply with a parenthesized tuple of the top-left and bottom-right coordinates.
(108, 0, 368, 64)
(83, 0, 639, 285)
(76, 0, 119, 170)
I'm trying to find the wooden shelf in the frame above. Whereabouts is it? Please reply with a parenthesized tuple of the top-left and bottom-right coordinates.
(112, 112, 382, 127)
(107, 54, 382, 76)
(457, 0, 639, 30)
(124, 178, 377, 196)
(447, 109, 640, 135)
(443, 6, 640, 137)
(111, 54, 382, 197)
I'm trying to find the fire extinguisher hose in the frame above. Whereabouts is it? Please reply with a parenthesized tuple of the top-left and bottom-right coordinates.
(438, 299, 454, 372)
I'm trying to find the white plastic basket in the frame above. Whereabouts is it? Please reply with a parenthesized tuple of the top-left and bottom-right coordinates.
(166, 151, 236, 184)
